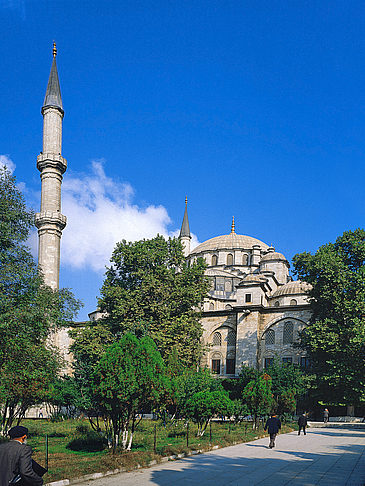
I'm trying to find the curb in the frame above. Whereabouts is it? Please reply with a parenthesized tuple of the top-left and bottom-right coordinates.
(44, 442, 244, 486)
(44, 430, 277, 486)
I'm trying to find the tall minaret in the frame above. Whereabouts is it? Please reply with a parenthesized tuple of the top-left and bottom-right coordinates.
(179, 197, 191, 257)
(35, 43, 67, 290)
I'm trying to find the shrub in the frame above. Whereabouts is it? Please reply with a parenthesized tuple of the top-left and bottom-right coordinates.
(66, 431, 107, 452)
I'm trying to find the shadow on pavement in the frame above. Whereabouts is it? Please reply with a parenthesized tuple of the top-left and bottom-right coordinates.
(148, 430, 365, 486)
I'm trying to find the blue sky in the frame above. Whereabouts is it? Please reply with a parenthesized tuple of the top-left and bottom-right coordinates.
(1, 1, 364, 320)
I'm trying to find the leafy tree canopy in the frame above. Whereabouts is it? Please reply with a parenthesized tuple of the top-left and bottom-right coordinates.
(266, 359, 307, 414)
(98, 235, 209, 367)
(93, 333, 166, 451)
(242, 373, 274, 426)
(185, 390, 234, 436)
(293, 228, 365, 407)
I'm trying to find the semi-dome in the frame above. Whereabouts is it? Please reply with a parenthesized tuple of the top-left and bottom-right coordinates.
(190, 233, 269, 255)
(270, 280, 312, 298)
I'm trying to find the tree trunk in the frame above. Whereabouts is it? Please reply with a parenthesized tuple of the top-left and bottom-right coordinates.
(126, 432, 133, 450)
(121, 428, 129, 449)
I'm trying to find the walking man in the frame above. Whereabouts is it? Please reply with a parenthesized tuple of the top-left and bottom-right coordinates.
(264, 413, 281, 449)
(0, 425, 43, 486)
(298, 412, 308, 435)
(323, 408, 329, 423)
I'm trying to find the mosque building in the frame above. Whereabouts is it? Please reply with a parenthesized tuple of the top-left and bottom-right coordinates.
(179, 201, 311, 375)
(36, 46, 311, 376)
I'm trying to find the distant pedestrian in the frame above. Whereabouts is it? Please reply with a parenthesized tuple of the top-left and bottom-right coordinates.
(298, 412, 308, 435)
(0, 426, 43, 486)
(264, 413, 281, 449)
(323, 408, 329, 423)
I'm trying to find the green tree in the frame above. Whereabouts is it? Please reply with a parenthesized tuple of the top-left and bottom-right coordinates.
(223, 365, 259, 401)
(48, 376, 80, 419)
(242, 373, 274, 428)
(98, 236, 209, 367)
(93, 333, 166, 451)
(69, 322, 114, 430)
(266, 359, 307, 415)
(0, 166, 81, 433)
(174, 367, 223, 419)
(185, 390, 234, 436)
(293, 229, 365, 410)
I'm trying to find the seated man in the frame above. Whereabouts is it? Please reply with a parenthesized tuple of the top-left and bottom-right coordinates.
(0, 425, 43, 486)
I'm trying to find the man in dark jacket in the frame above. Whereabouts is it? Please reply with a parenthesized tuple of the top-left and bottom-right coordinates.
(0, 425, 43, 486)
(264, 413, 281, 449)
(323, 408, 329, 423)
(298, 412, 308, 435)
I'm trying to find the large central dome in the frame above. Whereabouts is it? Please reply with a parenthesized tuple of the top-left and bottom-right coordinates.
(191, 232, 269, 254)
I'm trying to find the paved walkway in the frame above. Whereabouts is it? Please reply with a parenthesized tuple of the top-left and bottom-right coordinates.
(78, 427, 365, 486)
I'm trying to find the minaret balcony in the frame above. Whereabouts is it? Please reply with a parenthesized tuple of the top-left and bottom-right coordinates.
(37, 153, 67, 174)
(35, 211, 67, 230)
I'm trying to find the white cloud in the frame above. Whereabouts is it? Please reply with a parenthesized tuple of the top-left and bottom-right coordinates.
(0, 154, 16, 173)
(60, 160, 199, 272)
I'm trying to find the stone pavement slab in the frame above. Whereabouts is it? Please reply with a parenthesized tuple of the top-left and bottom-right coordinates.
(77, 427, 365, 486)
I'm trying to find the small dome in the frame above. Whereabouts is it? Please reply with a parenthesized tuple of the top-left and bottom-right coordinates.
(271, 280, 312, 298)
(260, 251, 288, 263)
(191, 233, 268, 255)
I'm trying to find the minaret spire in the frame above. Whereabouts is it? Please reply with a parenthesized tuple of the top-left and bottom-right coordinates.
(42, 42, 63, 114)
(35, 43, 67, 290)
(179, 196, 191, 257)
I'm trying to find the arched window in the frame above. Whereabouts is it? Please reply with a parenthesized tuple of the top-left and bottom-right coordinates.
(264, 357, 274, 369)
(225, 279, 232, 292)
(226, 350, 235, 374)
(290, 299, 297, 306)
(211, 352, 221, 374)
(227, 253, 233, 266)
(227, 331, 236, 346)
(265, 330, 275, 346)
(212, 332, 222, 346)
(225, 304, 233, 310)
(242, 254, 248, 265)
(212, 254, 218, 266)
(209, 302, 214, 311)
(283, 321, 294, 344)
(274, 301, 280, 307)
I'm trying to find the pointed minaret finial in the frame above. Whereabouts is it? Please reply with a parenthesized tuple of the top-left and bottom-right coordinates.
(42, 42, 63, 114)
(231, 216, 235, 234)
(179, 196, 191, 239)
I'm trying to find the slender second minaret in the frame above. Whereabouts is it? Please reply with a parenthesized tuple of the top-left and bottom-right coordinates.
(35, 43, 67, 290)
(179, 197, 191, 257)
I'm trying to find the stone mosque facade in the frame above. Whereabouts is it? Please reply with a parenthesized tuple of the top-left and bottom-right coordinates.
(36, 46, 311, 376)
(179, 203, 312, 375)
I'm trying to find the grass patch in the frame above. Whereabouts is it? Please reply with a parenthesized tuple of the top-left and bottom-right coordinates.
(24, 419, 295, 483)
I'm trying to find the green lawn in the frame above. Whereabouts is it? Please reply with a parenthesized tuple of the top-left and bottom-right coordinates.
(22, 419, 295, 483)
